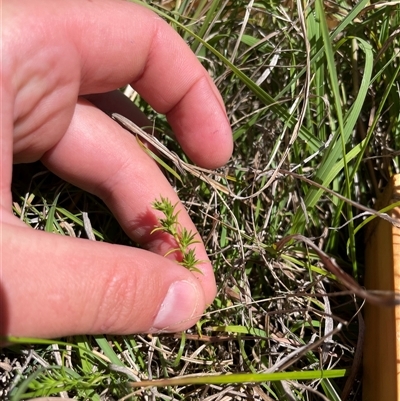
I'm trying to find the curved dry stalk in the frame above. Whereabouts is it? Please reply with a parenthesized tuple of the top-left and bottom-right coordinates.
(276, 234, 400, 306)
(112, 113, 232, 194)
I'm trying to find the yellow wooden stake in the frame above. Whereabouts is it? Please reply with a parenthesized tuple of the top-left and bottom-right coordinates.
(364, 174, 400, 400)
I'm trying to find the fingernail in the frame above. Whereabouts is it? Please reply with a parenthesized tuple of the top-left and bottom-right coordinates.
(152, 281, 199, 331)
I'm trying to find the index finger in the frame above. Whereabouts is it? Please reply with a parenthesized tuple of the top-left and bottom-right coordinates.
(36, 0, 233, 168)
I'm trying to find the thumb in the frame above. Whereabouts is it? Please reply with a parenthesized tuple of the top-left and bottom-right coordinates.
(1, 221, 206, 338)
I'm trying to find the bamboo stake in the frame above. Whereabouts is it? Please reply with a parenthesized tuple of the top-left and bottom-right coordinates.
(364, 174, 400, 400)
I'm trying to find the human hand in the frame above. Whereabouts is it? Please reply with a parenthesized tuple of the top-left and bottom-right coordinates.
(1, 0, 233, 338)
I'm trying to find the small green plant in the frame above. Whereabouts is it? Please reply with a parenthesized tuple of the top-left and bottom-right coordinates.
(151, 196, 203, 273)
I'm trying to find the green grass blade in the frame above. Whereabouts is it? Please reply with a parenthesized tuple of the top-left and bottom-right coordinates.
(44, 191, 61, 233)
(94, 335, 125, 367)
(136, 136, 183, 182)
(292, 34, 374, 234)
(130, 369, 348, 388)
(56, 207, 104, 240)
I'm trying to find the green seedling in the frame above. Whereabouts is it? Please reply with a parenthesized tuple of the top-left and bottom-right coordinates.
(151, 196, 203, 273)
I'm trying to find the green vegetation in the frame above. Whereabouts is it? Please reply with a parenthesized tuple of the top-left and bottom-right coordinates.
(152, 196, 203, 272)
(3, 0, 400, 400)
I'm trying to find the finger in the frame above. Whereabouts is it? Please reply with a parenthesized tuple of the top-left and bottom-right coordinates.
(1, 222, 206, 338)
(41, 99, 217, 305)
(6, 0, 233, 168)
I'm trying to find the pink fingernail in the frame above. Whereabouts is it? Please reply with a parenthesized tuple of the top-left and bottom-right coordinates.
(152, 281, 199, 332)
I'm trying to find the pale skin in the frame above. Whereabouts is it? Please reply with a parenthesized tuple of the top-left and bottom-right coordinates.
(1, 0, 233, 338)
